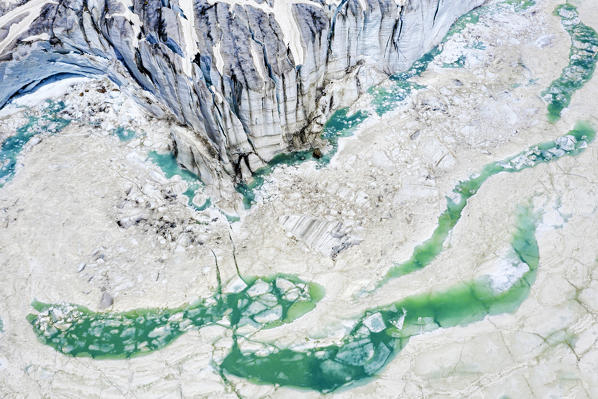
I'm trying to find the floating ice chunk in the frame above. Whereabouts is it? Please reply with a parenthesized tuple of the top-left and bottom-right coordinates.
(489, 257, 530, 292)
(89, 325, 104, 338)
(148, 326, 169, 338)
(283, 288, 300, 301)
(168, 312, 183, 323)
(236, 339, 271, 354)
(555, 135, 576, 151)
(121, 327, 136, 339)
(179, 319, 193, 331)
(335, 340, 374, 366)
(319, 360, 352, 382)
(224, 277, 247, 294)
(447, 191, 462, 205)
(275, 278, 295, 292)
(363, 312, 386, 333)
(53, 320, 72, 331)
(253, 305, 282, 323)
(247, 279, 270, 297)
(390, 308, 407, 330)
(245, 301, 267, 316)
(49, 307, 66, 321)
(257, 293, 279, 307)
(497, 160, 512, 170)
(364, 343, 392, 375)
(548, 147, 566, 158)
(557, 7, 577, 20)
(509, 153, 535, 170)
(104, 319, 122, 329)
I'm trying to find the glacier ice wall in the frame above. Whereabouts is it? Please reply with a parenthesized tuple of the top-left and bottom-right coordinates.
(0, 0, 484, 187)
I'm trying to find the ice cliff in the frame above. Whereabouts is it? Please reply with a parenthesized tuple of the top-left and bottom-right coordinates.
(0, 0, 483, 190)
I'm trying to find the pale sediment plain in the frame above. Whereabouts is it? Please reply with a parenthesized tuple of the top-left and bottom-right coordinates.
(1, 0, 598, 397)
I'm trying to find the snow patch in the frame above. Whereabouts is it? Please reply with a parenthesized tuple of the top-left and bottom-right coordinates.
(489, 257, 529, 293)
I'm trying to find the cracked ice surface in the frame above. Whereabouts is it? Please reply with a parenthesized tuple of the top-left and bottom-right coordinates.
(1, 0, 598, 397)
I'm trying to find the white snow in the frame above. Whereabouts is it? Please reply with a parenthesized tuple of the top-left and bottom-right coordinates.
(250, 40, 267, 81)
(489, 257, 529, 293)
(105, 0, 143, 48)
(19, 32, 50, 42)
(178, 0, 200, 77)
(0, 76, 90, 117)
(206, 0, 329, 66)
(0, 0, 57, 55)
(213, 41, 225, 75)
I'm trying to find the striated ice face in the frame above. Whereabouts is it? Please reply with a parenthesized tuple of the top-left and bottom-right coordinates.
(209, 0, 331, 65)
(0, 0, 486, 189)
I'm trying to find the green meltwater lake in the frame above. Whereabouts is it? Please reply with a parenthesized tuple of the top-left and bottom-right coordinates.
(220, 204, 541, 392)
(377, 122, 596, 289)
(13, 0, 598, 394)
(26, 121, 596, 392)
(542, 4, 598, 123)
(28, 275, 325, 359)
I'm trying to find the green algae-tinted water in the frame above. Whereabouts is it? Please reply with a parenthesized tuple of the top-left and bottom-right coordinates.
(504, 0, 535, 12)
(219, 205, 539, 392)
(369, 52, 432, 116)
(369, 7, 483, 115)
(22, 1, 595, 392)
(371, 0, 537, 116)
(542, 4, 598, 123)
(379, 122, 595, 286)
(148, 151, 211, 211)
(236, 108, 368, 208)
(317, 108, 370, 165)
(0, 101, 71, 187)
(368, 5, 480, 117)
(442, 55, 467, 69)
(26, 122, 594, 388)
(113, 126, 136, 142)
(235, 149, 312, 209)
(27, 275, 324, 359)
(29, 201, 538, 384)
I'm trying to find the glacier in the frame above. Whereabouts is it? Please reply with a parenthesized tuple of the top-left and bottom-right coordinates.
(0, 0, 484, 192)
